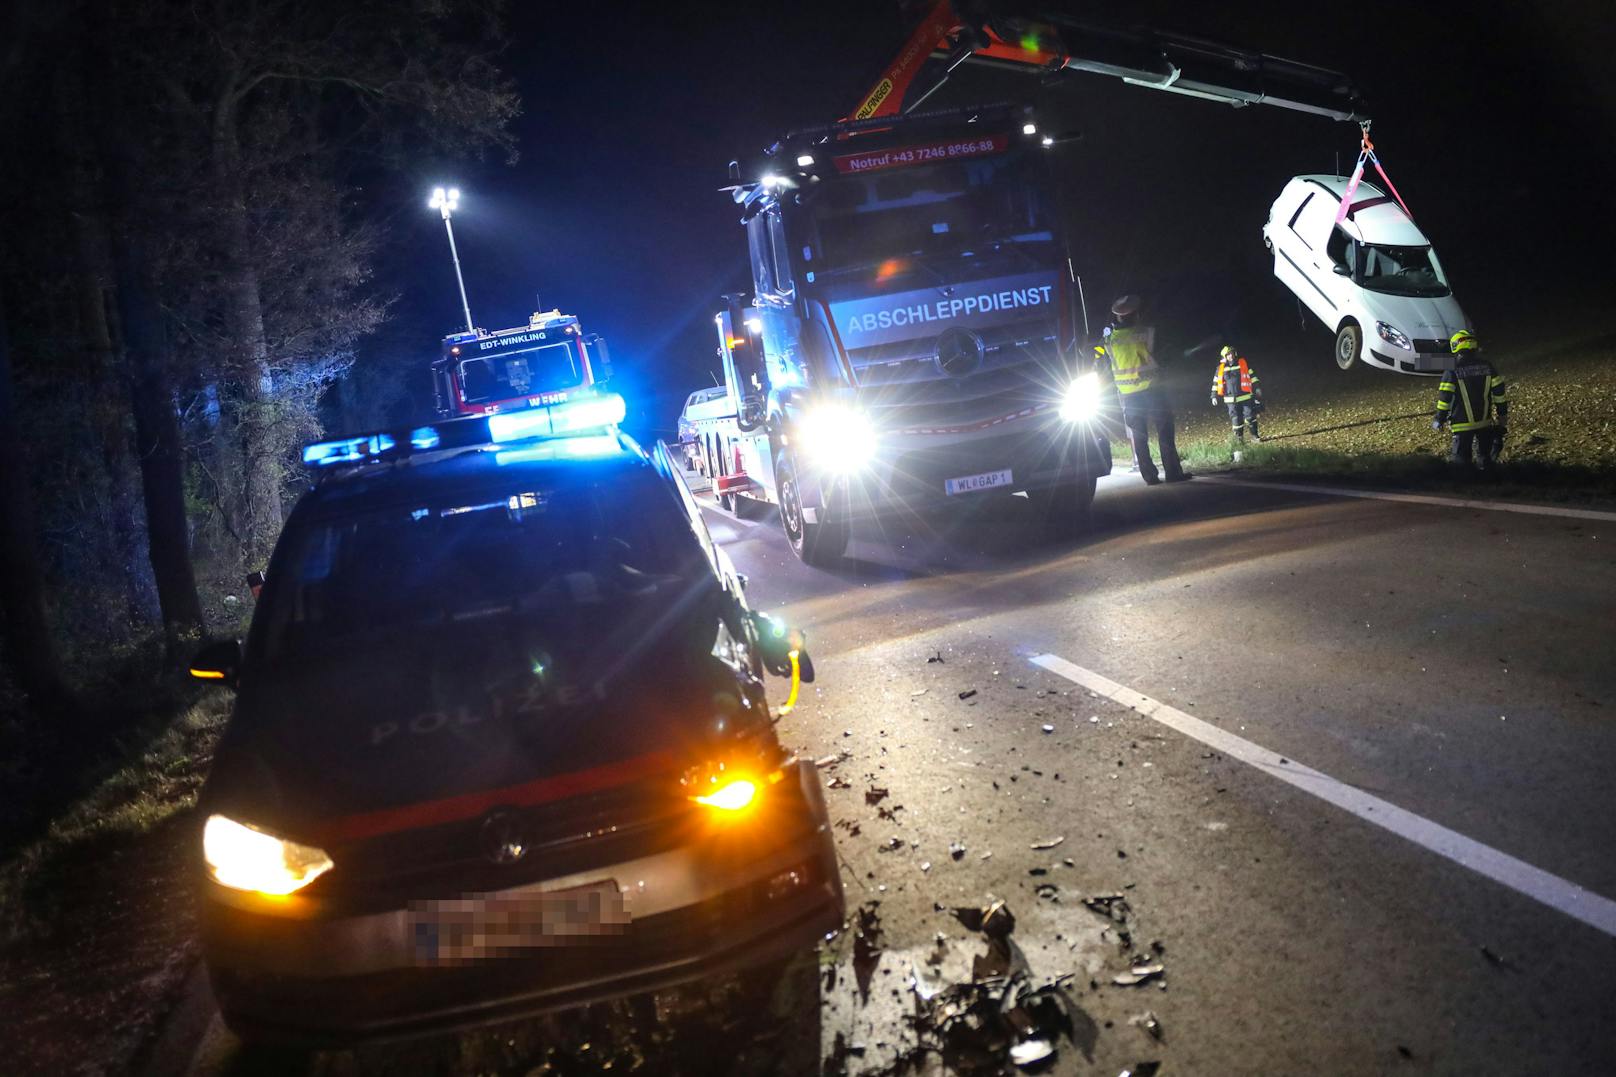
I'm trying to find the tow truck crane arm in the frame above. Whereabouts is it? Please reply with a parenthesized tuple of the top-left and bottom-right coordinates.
(848, 0, 1367, 124)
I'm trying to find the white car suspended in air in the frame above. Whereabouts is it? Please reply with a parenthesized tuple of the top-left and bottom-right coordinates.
(1263, 174, 1471, 375)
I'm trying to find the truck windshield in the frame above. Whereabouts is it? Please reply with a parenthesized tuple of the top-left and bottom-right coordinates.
(458, 339, 582, 404)
(804, 151, 1053, 280)
(260, 472, 704, 663)
(1357, 243, 1451, 298)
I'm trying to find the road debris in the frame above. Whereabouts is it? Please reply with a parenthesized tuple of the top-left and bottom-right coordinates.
(827, 775, 852, 789)
(1030, 836, 1065, 850)
(852, 900, 885, 1004)
(903, 900, 1079, 1073)
(1129, 1010, 1164, 1040)
(1112, 962, 1164, 987)
(928, 650, 945, 663)
(1119, 1064, 1161, 1077)
(958, 689, 978, 700)
(865, 785, 891, 806)
(1041, 723, 1055, 734)
(950, 841, 968, 861)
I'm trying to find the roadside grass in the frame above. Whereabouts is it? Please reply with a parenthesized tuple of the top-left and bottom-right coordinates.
(1122, 330, 1616, 504)
(0, 690, 230, 943)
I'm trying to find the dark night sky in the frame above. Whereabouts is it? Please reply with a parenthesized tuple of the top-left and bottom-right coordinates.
(353, 0, 1616, 434)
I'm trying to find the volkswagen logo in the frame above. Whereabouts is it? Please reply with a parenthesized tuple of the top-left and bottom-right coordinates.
(934, 328, 984, 379)
(478, 809, 529, 865)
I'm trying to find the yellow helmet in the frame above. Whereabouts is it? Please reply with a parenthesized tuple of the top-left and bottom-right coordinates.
(1220, 345, 1236, 359)
(1449, 330, 1479, 353)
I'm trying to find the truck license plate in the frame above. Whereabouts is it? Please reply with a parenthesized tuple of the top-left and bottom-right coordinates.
(945, 469, 1013, 496)
(411, 881, 628, 965)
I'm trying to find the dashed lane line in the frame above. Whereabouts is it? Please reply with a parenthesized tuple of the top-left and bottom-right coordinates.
(1197, 475, 1616, 522)
(1030, 652, 1616, 938)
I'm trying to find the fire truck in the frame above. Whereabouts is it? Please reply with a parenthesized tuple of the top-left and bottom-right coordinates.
(696, 1, 1365, 565)
(432, 309, 611, 419)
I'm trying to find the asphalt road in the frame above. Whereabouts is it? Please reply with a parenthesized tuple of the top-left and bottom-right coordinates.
(167, 471, 1616, 1076)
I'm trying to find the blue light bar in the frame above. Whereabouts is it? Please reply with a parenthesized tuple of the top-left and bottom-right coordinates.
(302, 392, 627, 470)
(302, 433, 396, 466)
(489, 392, 626, 443)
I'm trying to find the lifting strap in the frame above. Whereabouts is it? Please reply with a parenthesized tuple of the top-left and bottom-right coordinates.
(1335, 122, 1413, 224)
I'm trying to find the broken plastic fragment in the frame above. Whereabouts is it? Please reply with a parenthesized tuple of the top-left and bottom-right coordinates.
(1129, 1010, 1163, 1039)
(1009, 1038, 1055, 1067)
(959, 689, 978, 700)
(1030, 836, 1065, 850)
(1112, 962, 1164, 986)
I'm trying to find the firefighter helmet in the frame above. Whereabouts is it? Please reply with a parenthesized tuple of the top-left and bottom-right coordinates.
(1220, 345, 1236, 359)
(1110, 294, 1140, 318)
(1449, 330, 1479, 354)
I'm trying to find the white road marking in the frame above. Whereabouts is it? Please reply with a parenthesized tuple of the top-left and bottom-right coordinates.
(1030, 652, 1616, 938)
(1198, 474, 1616, 522)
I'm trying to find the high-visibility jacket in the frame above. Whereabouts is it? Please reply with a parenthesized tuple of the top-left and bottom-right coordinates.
(1105, 326, 1155, 395)
(1436, 361, 1508, 432)
(1212, 356, 1259, 403)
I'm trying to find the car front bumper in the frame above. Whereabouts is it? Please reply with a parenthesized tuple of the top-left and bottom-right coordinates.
(202, 763, 843, 1046)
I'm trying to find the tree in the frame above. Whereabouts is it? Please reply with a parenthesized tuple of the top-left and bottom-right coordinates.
(0, 290, 73, 711)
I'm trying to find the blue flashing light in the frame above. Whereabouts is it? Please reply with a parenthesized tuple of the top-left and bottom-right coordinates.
(489, 392, 625, 444)
(302, 433, 396, 467)
(410, 426, 441, 450)
(494, 434, 624, 466)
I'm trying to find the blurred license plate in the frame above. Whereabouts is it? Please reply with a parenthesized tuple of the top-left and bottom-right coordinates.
(411, 881, 628, 965)
(945, 468, 1012, 496)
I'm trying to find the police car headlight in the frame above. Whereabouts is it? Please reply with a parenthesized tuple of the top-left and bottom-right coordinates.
(1059, 371, 1103, 423)
(1376, 321, 1412, 351)
(204, 814, 333, 895)
(798, 405, 877, 474)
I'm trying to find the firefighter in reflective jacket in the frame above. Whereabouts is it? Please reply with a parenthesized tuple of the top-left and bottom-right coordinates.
(1211, 345, 1262, 442)
(1100, 295, 1188, 484)
(1433, 330, 1508, 474)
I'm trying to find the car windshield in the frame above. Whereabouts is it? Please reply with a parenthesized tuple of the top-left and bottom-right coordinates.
(804, 150, 1053, 279)
(259, 470, 706, 664)
(458, 339, 582, 403)
(1357, 243, 1450, 297)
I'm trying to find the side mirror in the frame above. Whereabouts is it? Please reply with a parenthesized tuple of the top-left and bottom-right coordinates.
(585, 334, 613, 382)
(1331, 263, 1351, 276)
(749, 611, 814, 683)
(190, 639, 243, 688)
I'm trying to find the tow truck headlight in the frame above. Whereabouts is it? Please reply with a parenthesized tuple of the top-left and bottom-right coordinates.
(797, 405, 877, 474)
(1376, 322, 1412, 351)
(1059, 371, 1103, 423)
(203, 814, 333, 895)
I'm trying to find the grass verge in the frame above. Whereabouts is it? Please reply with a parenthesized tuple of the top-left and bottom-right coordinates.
(1133, 330, 1616, 506)
(0, 689, 230, 944)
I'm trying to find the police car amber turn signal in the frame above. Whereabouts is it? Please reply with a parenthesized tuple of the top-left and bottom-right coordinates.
(187, 394, 843, 1044)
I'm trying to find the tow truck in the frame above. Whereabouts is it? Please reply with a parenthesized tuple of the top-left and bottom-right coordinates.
(699, 1, 1366, 565)
(432, 309, 611, 419)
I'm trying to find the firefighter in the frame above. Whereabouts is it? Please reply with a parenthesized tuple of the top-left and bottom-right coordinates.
(1211, 345, 1262, 442)
(1099, 295, 1188, 484)
(1433, 329, 1508, 475)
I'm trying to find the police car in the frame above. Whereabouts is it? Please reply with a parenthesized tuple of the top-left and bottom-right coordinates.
(187, 392, 843, 1044)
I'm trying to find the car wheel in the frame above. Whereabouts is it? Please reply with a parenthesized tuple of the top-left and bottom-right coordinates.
(1335, 321, 1361, 371)
(776, 452, 848, 566)
(1033, 473, 1097, 532)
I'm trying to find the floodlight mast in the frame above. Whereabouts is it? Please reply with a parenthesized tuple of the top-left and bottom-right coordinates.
(429, 186, 475, 334)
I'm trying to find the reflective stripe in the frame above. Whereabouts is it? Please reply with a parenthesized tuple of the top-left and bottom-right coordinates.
(1436, 401, 1451, 411)
(1108, 328, 1153, 393)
